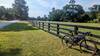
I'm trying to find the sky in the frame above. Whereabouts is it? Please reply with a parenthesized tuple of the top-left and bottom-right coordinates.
(0, 0, 100, 17)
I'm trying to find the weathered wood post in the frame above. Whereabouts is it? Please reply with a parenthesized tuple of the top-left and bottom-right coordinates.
(34, 20, 36, 27)
(42, 22, 44, 30)
(74, 26, 78, 35)
(57, 24, 60, 36)
(31, 20, 35, 27)
(48, 23, 50, 32)
(39, 22, 41, 29)
(36, 20, 38, 27)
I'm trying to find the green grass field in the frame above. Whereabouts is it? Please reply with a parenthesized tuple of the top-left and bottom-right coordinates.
(0, 22, 99, 56)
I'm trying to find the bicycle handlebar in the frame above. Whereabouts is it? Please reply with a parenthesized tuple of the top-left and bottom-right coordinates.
(81, 32, 91, 35)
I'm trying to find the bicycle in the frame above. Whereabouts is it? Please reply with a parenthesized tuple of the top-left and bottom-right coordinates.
(61, 31, 90, 52)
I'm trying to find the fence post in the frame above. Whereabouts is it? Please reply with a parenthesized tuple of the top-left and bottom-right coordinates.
(31, 20, 34, 27)
(34, 20, 36, 27)
(36, 20, 38, 27)
(39, 22, 41, 29)
(42, 22, 44, 30)
(57, 24, 59, 36)
(74, 26, 78, 35)
(48, 23, 50, 32)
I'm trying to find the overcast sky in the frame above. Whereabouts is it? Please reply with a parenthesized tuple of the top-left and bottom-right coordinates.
(0, 0, 100, 17)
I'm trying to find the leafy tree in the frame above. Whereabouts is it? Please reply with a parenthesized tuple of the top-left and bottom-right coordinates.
(36, 15, 48, 21)
(63, 4, 85, 22)
(97, 13, 100, 22)
(79, 14, 91, 22)
(89, 5, 100, 22)
(37, 16, 42, 20)
(43, 15, 48, 21)
(5, 8, 15, 20)
(0, 7, 15, 20)
(0, 6, 6, 19)
(48, 8, 64, 21)
(89, 7, 97, 19)
(13, 0, 29, 20)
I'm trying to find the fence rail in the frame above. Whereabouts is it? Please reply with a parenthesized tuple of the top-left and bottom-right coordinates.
(32, 21, 100, 39)
(31, 20, 100, 45)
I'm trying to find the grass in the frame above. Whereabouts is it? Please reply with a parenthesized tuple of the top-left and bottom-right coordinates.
(0, 22, 98, 56)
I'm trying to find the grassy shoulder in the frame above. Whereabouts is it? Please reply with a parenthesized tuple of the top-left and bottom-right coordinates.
(0, 22, 92, 56)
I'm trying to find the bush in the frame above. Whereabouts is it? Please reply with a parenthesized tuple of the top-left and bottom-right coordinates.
(88, 19, 100, 23)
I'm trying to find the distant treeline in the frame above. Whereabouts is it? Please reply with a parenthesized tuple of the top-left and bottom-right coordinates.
(0, 0, 100, 23)
(0, 0, 28, 20)
(35, 4, 100, 23)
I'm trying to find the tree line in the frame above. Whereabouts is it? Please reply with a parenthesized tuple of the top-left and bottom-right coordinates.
(0, 0, 28, 20)
(0, 0, 100, 23)
(36, 4, 100, 23)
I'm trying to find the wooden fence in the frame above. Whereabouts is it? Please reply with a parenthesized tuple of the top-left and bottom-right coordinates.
(31, 21, 100, 45)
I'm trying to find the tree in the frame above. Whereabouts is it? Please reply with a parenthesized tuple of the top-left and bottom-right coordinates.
(0, 6, 6, 20)
(63, 4, 85, 22)
(48, 8, 64, 21)
(37, 16, 42, 20)
(97, 13, 100, 22)
(89, 5, 100, 22)
(79, 14, 91, 22)
(43, 15, 48, 21)
(0, 6, 15, 20)
(5, 8, 15, 20)
(13, 0, 29, 20)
